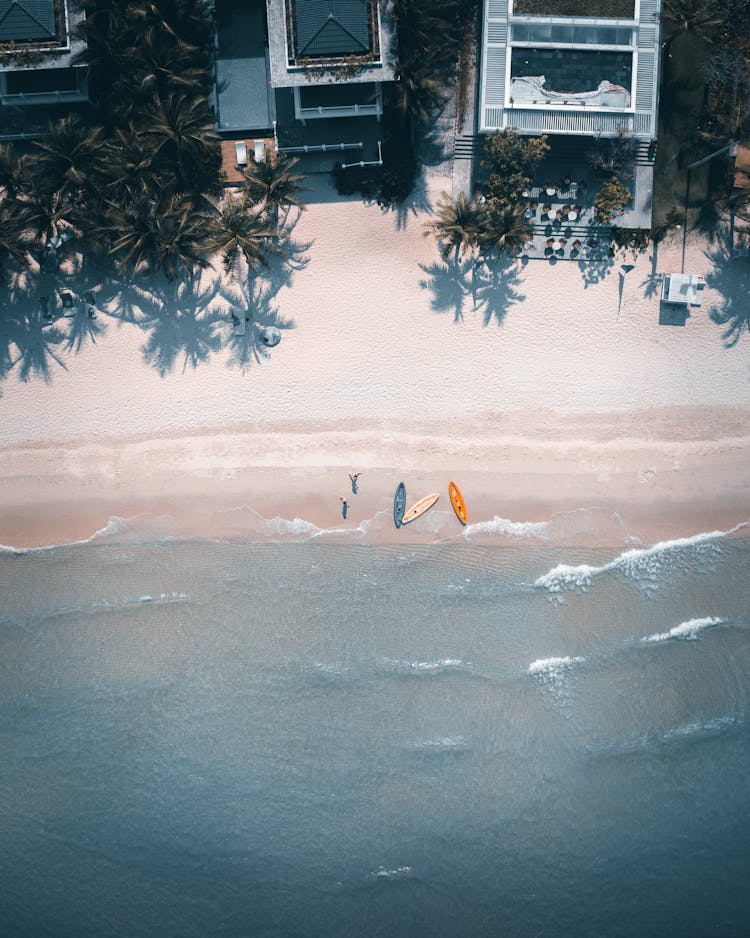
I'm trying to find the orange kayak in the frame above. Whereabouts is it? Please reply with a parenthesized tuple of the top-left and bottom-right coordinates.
(401, 493, 439, 525)
(448, 481, 467, 525)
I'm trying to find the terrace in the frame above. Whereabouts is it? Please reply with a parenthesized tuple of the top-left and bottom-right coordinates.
(512, 0, 635, 16)
(479, 0, 660, 138)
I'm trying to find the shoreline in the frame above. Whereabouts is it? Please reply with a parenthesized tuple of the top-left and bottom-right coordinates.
(2, 408, 748, 550)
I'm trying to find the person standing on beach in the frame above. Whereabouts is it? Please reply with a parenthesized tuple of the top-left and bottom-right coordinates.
(348, 471, 362, 495)
(340, 497, 348, 519)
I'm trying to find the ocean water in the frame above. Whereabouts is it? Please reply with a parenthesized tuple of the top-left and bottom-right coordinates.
(1, 526, 749, 937)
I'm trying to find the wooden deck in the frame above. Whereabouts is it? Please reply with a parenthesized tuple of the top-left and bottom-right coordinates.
(221, 137, 275, 186)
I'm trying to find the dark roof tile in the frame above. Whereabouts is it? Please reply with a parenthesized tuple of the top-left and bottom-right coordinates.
(0, 0, 57, 42)
(293, 0, 371, 58)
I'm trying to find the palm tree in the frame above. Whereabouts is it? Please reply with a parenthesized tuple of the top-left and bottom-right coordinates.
(205, 197, 275, 275)
(0, 144, 32, 201)
(661, 0, 724, 50)
(141, 93, 220, 191)
(477, 202, 532, 257)
(29, 115, 103, 199)
(0, 199, 32, 270)
(424, 192, 483, 260)
(17, 186, 81, 257)
(99, 194, 209, 279)
(240, 152, 306, 226)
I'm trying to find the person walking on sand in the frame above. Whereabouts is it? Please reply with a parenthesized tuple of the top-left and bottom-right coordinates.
(348, 471, 362, 495)
(340, 497, 348, 519)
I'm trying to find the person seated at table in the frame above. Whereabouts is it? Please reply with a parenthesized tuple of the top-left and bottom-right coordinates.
(558, 238, 568, 251)
(541, 203, 552, 220)
(562, 204, 572, 216)
(571, 239, 582, 257)
(573, 204, 583, 215)
(563, 175, 573, 188)
(545, 237, 555, 254)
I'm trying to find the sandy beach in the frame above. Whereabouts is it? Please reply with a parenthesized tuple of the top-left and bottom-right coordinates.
(1, 174, 749, 549)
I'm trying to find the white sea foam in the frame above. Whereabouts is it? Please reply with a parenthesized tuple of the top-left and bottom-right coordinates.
(92, 591, 190, 609)
(411, 736, 470, 751)
(642, 617, 725, 643)
(384, 657, 469, 676)
(463, 516, 551, 540)
(535, 522, 749, 594)
(0, 516, 139, 555)
(261, 516, 321, 539)
(528, 655, 585, 677)
(663, 716, 737, 741)
(371, 865, 413, 879)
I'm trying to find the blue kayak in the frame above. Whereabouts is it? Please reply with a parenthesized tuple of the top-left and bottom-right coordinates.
(393, 482, 406, 528)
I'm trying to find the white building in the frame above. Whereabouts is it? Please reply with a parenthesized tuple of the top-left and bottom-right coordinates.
(478, 0, 662, 139)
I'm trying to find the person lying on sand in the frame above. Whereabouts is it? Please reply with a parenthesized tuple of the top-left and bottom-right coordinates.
(348, 471, 362, 495)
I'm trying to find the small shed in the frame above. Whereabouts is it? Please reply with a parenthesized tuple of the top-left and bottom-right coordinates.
(661, 274, 706, 307)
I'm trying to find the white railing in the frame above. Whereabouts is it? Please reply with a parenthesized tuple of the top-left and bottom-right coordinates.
(0, 89, 85, 104)
(483, 106, 655, 136)
(296, 102, 380, 120)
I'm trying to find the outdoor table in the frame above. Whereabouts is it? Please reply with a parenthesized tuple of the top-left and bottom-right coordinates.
(566, 212, 578, 222)
(545, 187, 556, 196)
(551, 240, 563, 251)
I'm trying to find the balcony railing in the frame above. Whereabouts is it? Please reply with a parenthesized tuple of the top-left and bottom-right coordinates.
(1, 87, 85, 103)
(296, 102, 381, 120)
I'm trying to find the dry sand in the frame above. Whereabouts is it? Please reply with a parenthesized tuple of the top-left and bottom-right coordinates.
(1, 174, 748, 549)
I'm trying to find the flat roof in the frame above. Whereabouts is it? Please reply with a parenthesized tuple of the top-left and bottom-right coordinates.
(215, 0, 275, 133)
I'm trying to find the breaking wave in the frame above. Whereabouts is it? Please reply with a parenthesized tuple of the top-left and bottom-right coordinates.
(528, 655, 585, 680)
(642, 617, 726, 643)
(535, 522, 749, 595)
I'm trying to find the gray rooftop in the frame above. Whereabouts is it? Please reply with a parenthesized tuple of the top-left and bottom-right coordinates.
(293, 0, 371, 58)
(0, 0, 57, 42)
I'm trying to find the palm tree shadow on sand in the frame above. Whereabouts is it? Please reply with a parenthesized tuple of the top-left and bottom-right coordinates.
(0, 265, 106, 383)
(419, 252, 525, 326)
(380, 173, 433, 232)
(472, 253, 526, 326)
(705, 232, 750, 348)
(218, 272, 295, 374)
(418, 255, 475, 322)
(124, 272, 225, 376)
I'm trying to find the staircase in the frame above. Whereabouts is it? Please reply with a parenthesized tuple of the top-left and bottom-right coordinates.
(453, 134, 482, 161)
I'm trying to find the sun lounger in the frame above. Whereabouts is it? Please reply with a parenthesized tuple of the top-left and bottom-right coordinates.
(235, 141, 248, 167)
(253, 140, 265, 163)
(60, 291, 77, 317)
(231, 308, 246, 336)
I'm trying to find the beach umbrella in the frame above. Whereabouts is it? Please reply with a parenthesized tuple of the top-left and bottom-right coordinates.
(259, 326, 281, 347)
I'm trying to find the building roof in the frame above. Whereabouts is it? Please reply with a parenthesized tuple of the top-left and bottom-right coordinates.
(292, 0, 371, 58)
(0, 0, 57, 42)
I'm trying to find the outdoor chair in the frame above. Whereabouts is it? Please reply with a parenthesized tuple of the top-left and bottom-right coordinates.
(235, 141, 248, 167)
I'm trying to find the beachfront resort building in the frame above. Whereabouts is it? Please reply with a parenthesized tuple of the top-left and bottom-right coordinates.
(476, 1, 663, 229)
(0, 0, 87, 136)
(478, 0, 662, 139)
(214, 0, 395, 166)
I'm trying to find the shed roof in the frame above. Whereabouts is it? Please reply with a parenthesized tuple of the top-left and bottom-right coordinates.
(0, 0, 57, 42)
(292, 0, 371, 58)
